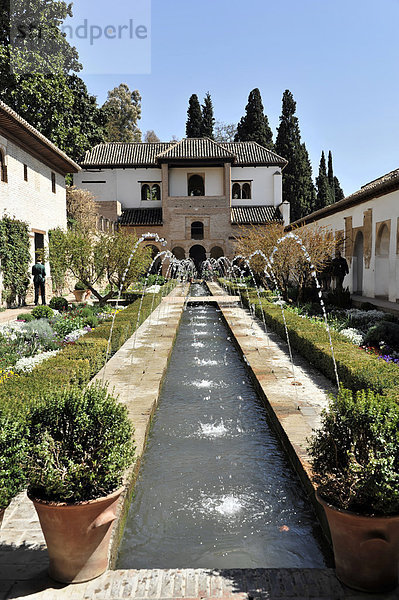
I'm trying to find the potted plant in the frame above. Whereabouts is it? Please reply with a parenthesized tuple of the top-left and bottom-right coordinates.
(0, 409, 27, 526)
(26, 383, 135, 583)
(73, 281, 87, 303)
(308, 388, 399, 593)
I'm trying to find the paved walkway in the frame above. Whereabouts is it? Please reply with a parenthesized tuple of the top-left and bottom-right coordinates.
(1, 283, 399, 599)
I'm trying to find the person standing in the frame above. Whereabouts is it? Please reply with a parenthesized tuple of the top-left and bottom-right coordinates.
(331, 251, 349, 291)
(32, 258, 46, 305)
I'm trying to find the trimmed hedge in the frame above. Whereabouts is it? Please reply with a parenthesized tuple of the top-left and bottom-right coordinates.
(222, 281, 399, 400)
(0, 287, 174, 413)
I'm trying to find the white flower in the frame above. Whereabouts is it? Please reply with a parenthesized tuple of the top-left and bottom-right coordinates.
(339, 328, 364, 345)
(64, 329, 88, 343)
(14, 350, 61, 373)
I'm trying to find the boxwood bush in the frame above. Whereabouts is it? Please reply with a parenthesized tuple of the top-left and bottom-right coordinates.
(27, 383, 135, 503)
(222, 281, 399, 399)
(0, 287, 174, 413)
(0, 409, 28, 509)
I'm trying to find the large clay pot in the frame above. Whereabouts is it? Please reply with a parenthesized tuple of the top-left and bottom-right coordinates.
(73, 289, 86, 302)
(30, 488, 122, 584)
(317, 492, 399, 592)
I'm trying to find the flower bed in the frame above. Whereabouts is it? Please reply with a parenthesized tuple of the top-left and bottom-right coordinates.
(221, 280, 399, 400)
(0, 284, 174, 414)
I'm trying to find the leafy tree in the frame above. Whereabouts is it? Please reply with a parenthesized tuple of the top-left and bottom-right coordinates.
(235, 222, 335, 302)
(201, 92, 215, 139)
(316, 151, 334, 210)
(327, 150, 345, 203)
(275, 90, 316, 221)
(144, 130, 160, 143)
(0, 0, 106, 162)
(214, 121, 237, 143)
(56, 229, 151, 305)
(186, 94, 203, 138)
(235, 88, 273, 149)
(66, 186, 98, 233)
(102, 84, 142, 143)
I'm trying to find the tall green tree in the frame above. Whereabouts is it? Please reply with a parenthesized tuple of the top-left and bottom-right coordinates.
(0, 0, 105, 161)
(327, 150, 334, 189)
(275, 90, 316, 221)
(235, 88, 273, 149)
(315, 151, 332, 210)
(186, 94, 203, 138)
(334, 176, 345, 202)
(327, 150, 345, 202)
(102, 84, 142, 143)
(201, 92, 215, 139)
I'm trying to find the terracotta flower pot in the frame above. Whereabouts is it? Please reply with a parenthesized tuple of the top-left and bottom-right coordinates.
(30, 488, 122, 584)
(73, 289, 86, 302)
(317, 492, 399, 593)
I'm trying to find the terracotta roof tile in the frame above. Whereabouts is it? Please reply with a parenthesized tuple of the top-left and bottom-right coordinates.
(119, 207, 163, 226)
(231, 205, 283, 224)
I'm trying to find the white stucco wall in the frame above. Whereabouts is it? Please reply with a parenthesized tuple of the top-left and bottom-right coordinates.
(305, 189, 399, 302)
(231, 166, 279, 206)
(75, 168, 163, 209)
(0, 134, 67, 268)
(169, 167, 224, 197)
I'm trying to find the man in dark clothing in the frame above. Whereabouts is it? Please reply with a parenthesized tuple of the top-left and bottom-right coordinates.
(331, 251, 349, 291)
(32, 259, 46, 305)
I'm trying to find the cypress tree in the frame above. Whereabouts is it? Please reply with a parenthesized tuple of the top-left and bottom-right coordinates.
(186, 94, 203, 138)
(327, 151, 334, 189)
(334, 176, 345, 202)
(201, 92, 215, 139)
(274, 90, 316, 221)
(315, 151, 331, 210)
(234, 88, 273, 149)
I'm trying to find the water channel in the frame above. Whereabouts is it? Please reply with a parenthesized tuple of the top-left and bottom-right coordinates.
(117, 284, 331, 569)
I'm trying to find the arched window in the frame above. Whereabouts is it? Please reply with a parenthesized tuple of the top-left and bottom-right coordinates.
(141, 184, 151, 201)
(191, 221, 204, 240)
(242, 183, 251, 199)
(188, 174, 205, 196)
(232, 183, 241, 199)
(210, 246, 224, 259)
(0, 151, 7, 183)
(152, 184, 161, 201)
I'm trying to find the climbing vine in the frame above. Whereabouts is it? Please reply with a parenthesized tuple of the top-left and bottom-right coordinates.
(48, 227, 67, 295)
(0, 216, 31, 306)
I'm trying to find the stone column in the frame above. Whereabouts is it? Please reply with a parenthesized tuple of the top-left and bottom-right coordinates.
(363, 208, 372, 268)
(223, 163, 231, 203)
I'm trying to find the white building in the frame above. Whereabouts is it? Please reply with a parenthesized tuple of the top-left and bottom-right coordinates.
(290, 169, 399, 302)
(0, 100, 80, 300)
(75, 138, 288, 265)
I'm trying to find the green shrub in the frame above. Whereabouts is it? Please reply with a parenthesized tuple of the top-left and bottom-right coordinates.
(53, 315, 85, 337)
(83, 314, 98, 329)
(78, 306, 94, 318)
(0, 286, 174, 413)
(27, 384, 135, 503)
(31, 305, 54, 320)
(308, 388, 399, 515)
(365, 321, 399, 349)
(17, 313, 35, 322)
(74, 281, 86, 291)
(326, 287, 352, 309)
(49, 297, 69, 312)
(222, 280, 399, 398)
(0, 409, 28, 509)
(359, 301, 377, 311)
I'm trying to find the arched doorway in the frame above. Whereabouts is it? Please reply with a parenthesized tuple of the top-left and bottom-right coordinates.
(146, 244, 162, 274)
(172, 247, 185, 260)
(210, 246, 224, 260)
(189, 244, 206, 274)
(191, 221, 204, 240)
(375, 224, 390, 298)
(352, 232, 363, 294)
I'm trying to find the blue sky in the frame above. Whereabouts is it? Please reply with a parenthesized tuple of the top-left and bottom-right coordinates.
(69, 0, 399, 196)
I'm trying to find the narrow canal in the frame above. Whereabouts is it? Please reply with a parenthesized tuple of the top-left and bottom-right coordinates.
(117, 285, 330, 569)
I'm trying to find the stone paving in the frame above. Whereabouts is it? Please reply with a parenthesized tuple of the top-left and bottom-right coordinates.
(1, 283, 399, 599)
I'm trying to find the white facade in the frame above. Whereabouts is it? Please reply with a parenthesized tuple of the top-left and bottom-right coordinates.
(0, 134, 68, 262)
(295, 174, 399, 303)
(0, 100, 80, 303)
(75, 165, 283, 211)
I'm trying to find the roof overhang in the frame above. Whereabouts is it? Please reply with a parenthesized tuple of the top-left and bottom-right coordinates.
(0, 101, 80, 176)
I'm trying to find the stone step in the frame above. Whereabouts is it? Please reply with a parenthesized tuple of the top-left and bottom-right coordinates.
(7, 567, 399, 600)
